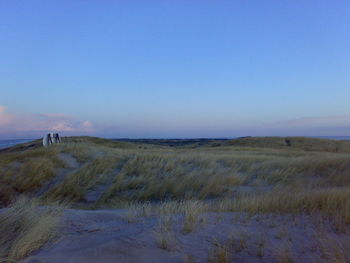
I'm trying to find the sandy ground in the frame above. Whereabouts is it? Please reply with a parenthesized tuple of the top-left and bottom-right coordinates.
(21, 209, 350, 263)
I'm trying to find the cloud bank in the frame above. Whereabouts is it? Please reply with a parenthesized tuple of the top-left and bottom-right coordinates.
(0, 106, 95, 139)
(0, 105, 349, 139)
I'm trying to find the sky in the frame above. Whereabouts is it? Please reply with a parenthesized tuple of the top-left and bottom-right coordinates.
(1, 0, 350, 139)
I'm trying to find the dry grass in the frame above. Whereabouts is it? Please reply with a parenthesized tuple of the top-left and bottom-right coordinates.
(155, 229, 172, 250)
(44, 155, 125, 202)
(121, 200, 208, 231)
(0, 197, 62, 262)
(314, 231, 349, 263)
(215, 187, 350, 223)
(207, 238, 233, 263)
(98, 145, 350, 206)
(0, 136, 349, 224)
(270, 227, 350, 263)
(226, 136, 350, 153)
(182, 200, 207, 234)
(235, 231, 248, 253)
(60, 142, 94, 163)
(1, 136, 349, 262)
(101, 152, 245, 202)
(154, 223, 177, 251)
(0, 137, 134, 204)
(273, 243, 295, 263)
(0, 145, 66, 205)
(122, 188, 349, 238)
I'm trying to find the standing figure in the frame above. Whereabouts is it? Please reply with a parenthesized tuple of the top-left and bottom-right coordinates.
(54, 133, 61, 143)
(43, 133, 61, 147)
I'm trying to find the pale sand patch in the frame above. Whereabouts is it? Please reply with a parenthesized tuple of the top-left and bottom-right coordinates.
(21, 209, 350, 263)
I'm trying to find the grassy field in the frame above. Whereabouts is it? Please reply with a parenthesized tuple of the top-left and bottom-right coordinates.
(0, 136, 349, 262)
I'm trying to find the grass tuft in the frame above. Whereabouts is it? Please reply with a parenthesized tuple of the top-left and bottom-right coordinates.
(0, 197, 62, 262)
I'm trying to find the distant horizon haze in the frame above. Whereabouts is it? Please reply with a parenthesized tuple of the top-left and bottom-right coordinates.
(1, 1, 349, 139)
(2, 136, 350, 150)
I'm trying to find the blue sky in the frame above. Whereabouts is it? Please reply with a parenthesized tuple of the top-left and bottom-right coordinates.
(1, 1, 350, 138)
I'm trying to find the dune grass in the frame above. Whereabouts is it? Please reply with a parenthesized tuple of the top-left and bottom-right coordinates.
(0, 197, 62, 263)
(1, 136, 349, 222)
(0, 136, 349, 262)
(0, 145, 66, 205)
(44, 155, 125, 201)
(215, 186, 350, 224)
(100, 152, 245, 202)
(226, 136, 350, 153)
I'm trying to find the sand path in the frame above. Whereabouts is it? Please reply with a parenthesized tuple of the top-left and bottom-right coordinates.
(21, 209, 350, 263)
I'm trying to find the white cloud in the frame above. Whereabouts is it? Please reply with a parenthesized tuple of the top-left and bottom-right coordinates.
(82, 121, 92, 128)
(0, 106, 95, 138)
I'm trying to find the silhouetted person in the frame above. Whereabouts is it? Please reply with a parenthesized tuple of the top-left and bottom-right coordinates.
(285, 139, 291, 147)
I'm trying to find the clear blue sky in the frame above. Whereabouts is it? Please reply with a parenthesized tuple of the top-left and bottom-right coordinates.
(1, 1, 349, 138)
